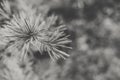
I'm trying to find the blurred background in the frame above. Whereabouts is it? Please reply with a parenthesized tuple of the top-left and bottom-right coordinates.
(1, 0, 120, 80)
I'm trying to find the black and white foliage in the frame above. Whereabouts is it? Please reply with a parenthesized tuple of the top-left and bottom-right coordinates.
(0, 11, 71, 61)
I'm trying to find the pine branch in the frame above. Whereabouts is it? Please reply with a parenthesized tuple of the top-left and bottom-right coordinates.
(0, 11, 71, 61)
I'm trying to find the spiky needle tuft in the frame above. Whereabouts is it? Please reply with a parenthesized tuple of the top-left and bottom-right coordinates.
(0, 11, 71, 61)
